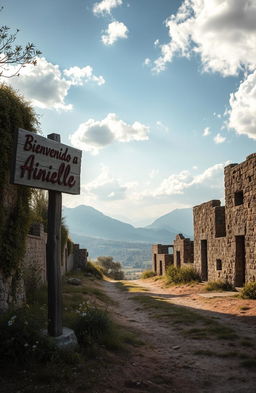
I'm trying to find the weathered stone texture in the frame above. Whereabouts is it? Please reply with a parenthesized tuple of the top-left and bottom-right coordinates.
(173, 234, 194, 267)
(152, 244, 173, 275)
(193, 153, 256, 285)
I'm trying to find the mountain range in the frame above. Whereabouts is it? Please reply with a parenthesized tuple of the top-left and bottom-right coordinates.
(62, 205, 193, 266)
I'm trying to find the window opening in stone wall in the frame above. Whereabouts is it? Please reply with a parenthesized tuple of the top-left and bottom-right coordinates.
(234, 191, 244, 206)
(216, 259, 222, 270)
(176, 251, 181, 268)
(168, 246, 173, 254)
(235, 236, 245, 286)
(201, 240, 208, 281)
(159, 260, 163, 275)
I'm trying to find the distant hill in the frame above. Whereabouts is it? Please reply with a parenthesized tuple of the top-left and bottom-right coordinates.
(147, 208, 193, 237)
(63, 205, 176, 244)
(62, 205, 193, 266)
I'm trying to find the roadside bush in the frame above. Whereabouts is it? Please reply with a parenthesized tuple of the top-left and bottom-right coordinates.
(141, 270, 156, 279)
(84, 261, 103, 279)
(240, 282, 256, 299)
(73, 303, 112, 347)
(0, 308, 57, 364)
(166, 265, 201, 284)
(95, 256, 124, 280)
(205, 280, 234, 292)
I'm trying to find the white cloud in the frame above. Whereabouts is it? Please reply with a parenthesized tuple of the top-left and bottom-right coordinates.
(152, 0, 256, 75)
(228, 70, 256, 139)
(144, 58, 151, 66)
(102, 21, 128, 45)
(84, 165, 127, 201)
(156, 121, 169, 133)
(203, 126, 210, 136)
(63, 65, 105, 86)
(93, 0, 122, 15)
(214, 133, 226, 144)
(2, 57, 105, 110)
(70, 113, 149, 153)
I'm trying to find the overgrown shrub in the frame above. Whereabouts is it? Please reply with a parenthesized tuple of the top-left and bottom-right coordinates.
(0, 84, 39, 280)
(0, 308, 57, 364)
(95, 256, 124, 280)
(205, 280, 234, 292)
(240, 282, 256, 299)
(141, 270, 156, 279)
(72, 303, 111, 347)
(84, 261, 103, 279)
(166, 265, 201, 284)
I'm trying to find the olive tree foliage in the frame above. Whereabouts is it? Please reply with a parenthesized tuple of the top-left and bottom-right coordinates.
(0, 7, 41, 78)
(96, 256, 124, 280)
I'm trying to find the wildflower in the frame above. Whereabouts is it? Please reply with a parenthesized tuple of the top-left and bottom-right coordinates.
(24, 343, 29, 348)
(7, 315, 17, 326)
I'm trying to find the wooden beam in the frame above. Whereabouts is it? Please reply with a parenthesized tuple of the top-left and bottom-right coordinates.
(46, 133, 63, 337)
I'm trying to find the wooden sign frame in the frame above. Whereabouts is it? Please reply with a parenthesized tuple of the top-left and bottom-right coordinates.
(11, 128, 82, 194)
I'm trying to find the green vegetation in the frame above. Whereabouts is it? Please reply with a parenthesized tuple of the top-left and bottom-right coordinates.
(205, 280, 235, 292)
(0, 85, 38, 280)
(240, 282, 256, 299)
(114, 279, 239, 342)
(166, 265, 201, 285)
(141, 269, 156, 279)
(84, 261, 104, 279)
(95, 256, 124, 280)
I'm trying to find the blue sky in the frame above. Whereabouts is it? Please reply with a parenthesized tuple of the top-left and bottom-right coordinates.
(2, 0, 256, 225)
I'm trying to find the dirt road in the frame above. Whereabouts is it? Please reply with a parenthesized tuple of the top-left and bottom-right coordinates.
(97, 279, 256, 393)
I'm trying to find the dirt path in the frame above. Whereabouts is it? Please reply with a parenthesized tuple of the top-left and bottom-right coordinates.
(96, 279, 256, 393)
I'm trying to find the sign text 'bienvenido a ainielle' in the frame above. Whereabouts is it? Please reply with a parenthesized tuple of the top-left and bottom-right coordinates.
(11, 128, 82, 194)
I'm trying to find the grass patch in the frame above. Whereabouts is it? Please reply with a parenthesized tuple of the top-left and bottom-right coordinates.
(240, 282, 256, 299)
(166, 265, 201, 285)
(205, 280, 235, 292)
(141, 270, 156, 279)
(115, 281, 149, 293)
(130, 293, 238, 341)
(84, 261, 103, 279)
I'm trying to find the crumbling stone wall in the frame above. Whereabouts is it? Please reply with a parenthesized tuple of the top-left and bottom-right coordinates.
(193, 200, 229, 282)
(73, 244, 88, 270)
(193, 153, 256, 285)
(23, 223, 47, 285)
(152, 244, 173, 275)
(173, 234, 194, 267)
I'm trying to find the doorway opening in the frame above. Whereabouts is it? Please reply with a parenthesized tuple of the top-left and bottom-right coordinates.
(235, 236, 245, 286)
(201, 240, 208, 281)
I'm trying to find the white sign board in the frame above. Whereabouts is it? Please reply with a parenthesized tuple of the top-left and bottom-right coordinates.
(11, 128, 82, 195)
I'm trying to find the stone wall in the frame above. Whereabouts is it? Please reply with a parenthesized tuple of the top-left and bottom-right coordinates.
(73, 244, 89, 270)
(173, 234, 194, 267)
(193, 153, 256, 285)
(152, 244, 173, 275)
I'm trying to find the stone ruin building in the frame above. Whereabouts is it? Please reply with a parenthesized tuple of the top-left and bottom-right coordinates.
(152, 153, 256, 286)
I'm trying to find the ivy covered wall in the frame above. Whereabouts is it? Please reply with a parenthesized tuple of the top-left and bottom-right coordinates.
(0, 84, 39, 310)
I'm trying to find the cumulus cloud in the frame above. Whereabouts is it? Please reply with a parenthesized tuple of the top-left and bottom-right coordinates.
(102, 21, 128, 45)
(134, 163, 226, 200)
(70, 113, 149, 153)
(84, 165, 127, 201)
(214, 133, 226, 144)
(228, 70, 256, 139)
(93, 0, 122, 15)
(152, 0, 256, 75)
(2, 57, 105, 110)
(203, 126, 210, 136)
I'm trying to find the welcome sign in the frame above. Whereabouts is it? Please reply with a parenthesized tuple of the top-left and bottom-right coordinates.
(11, 128, 82, 194)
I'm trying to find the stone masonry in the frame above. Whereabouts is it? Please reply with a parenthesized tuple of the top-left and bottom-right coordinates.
(173, 234, 194, 268)
(153, 153, 256, 284)
(152, 244, 173, 275)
